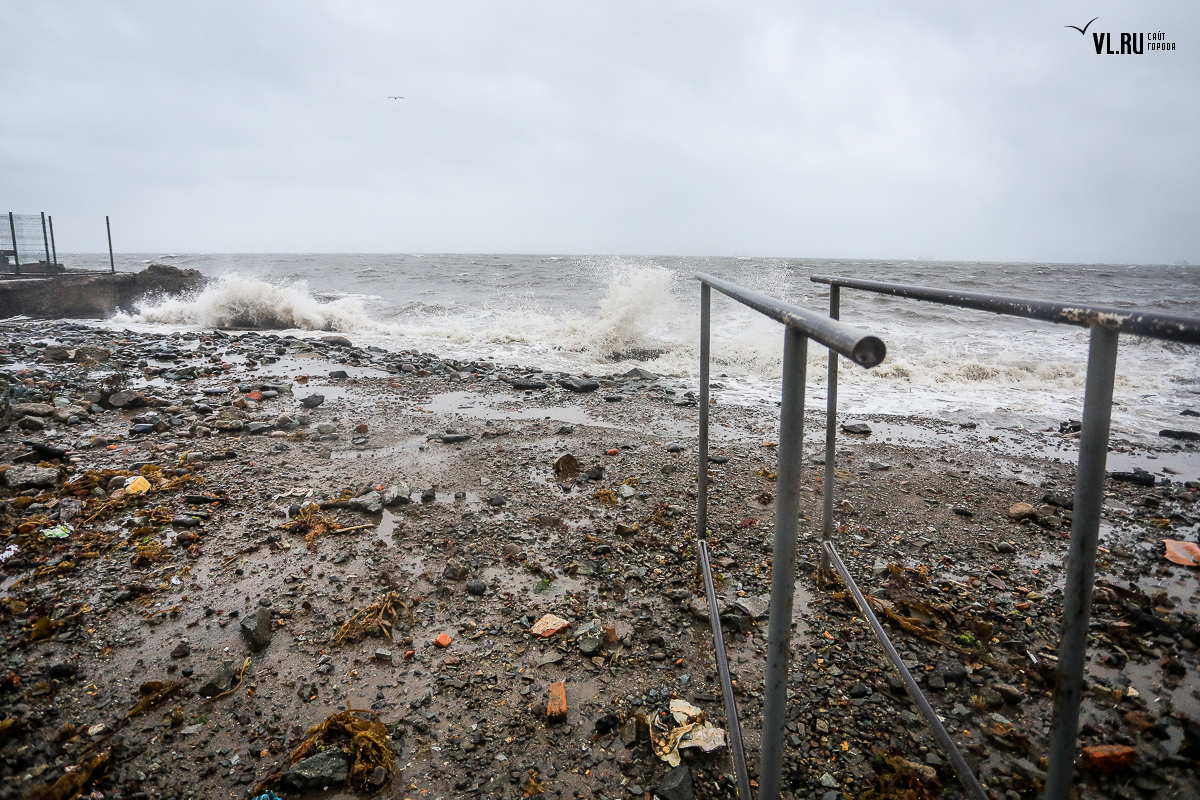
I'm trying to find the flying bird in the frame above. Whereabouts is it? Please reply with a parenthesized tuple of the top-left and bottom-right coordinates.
(387, 96, 404, 99)
(1065, 17, 1098, 35)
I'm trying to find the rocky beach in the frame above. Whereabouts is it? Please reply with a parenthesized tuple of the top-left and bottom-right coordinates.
(0, 316, 1197, 800)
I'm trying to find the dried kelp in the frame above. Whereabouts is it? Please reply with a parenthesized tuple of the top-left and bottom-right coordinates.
(335, 592, 413, 645)
(855, 754, 942, 800)
(254, 707, 396, 794)
(123, 680, 184, 720)
(280, 503, 345, 552)
(19, 751, 110, 800)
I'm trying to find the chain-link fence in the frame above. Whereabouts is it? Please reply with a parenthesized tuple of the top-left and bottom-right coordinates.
(1, 212, 61, 274)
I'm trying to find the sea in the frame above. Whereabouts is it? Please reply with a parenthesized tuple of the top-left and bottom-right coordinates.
(61, 252, 1200, 447)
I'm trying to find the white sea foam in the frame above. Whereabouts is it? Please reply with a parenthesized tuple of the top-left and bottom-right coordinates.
(115, 273, 393, 332)
(102, 258, 1200, 438)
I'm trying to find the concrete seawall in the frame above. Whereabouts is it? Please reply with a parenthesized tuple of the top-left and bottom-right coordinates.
(0, 264, 204, 318)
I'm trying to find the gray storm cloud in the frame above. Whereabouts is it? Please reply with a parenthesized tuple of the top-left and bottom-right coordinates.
(1, 0, 1197, 263)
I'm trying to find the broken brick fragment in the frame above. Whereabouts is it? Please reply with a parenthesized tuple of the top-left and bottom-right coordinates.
(434, 632, 452, 648)
(1080, 744, 1136, 773)
(547, 681, 567, 723)
(530, 613, 570, 638)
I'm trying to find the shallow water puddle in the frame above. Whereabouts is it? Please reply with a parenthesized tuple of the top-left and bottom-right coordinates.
(422, 390, 619, 428)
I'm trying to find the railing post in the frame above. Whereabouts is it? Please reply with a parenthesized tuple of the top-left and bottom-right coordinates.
(759, 326, 807, 800)
(106, 215, 115, 274)
(1045, 323, 1120, 798)
(820, 286, 840, 572)
(48, 215, 57, 267)
(8, 213, 20, 275)
(40, 213, 51, 270)
(695, 280, 752, 800)
(698, 282, 710, 543)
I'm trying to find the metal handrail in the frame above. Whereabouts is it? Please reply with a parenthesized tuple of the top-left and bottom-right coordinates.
(698, 272, 887, 366)
(694, 273, 886, 800)
(810, 275, 1200, 344)
(809, 274, 1200, 799)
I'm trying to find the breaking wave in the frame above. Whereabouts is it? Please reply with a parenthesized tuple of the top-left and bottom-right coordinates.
(114, 274, 391, 332)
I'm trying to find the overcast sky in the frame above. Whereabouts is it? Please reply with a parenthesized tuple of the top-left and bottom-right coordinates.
(2, 1, 1197, 262)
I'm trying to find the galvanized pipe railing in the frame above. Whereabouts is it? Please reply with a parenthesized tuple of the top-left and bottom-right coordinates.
(694, 272, 885, 800)
(810, 274, 1200, 798)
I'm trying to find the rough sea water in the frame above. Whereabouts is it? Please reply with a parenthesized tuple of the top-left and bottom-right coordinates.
(65, 252, 1200, 443)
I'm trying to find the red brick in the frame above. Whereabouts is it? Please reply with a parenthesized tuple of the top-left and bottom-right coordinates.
(547, 681, 567, 723)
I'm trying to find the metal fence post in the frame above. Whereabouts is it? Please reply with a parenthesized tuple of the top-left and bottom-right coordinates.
(40, 213, 51, 269)
(106, 216, 115, 274)
(820, 286, 840, 572)
(759, 326, 808, 800)
(8, 213, 20, 275)
(1045, 323, 1120, 798)
(48, 216, 57, 267)
(698, 282, 710, 543)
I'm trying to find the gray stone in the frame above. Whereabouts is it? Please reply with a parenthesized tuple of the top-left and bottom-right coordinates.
(617, 484, 637, 499)
(440, 433, 472, 443)
(299, 394, 325, 409)
(558, 378, 600, 393)
(5, 464, 59, 489)
(443, 560, 469, 581)
(625, 367, 657, 380)
(280, 748, 351, 793)
(510, 379, 548, 390)
(840, 422, 871, 435)
(348, 491, 383, 514)
(321, 335, 353, 347)
(575, 620, 604, 656)
(466, 579, 487, 596)
(733, 595, 769, 620)
(108, 391, 138, 409)
(246, 421, 273, 434)
(11, 402, 54, 417)
(17, 416, 45, 431)
(197, 661, 236, 697)
(382, 482, 411, 505)
(240, 607, 273, 652)
(656, 765, 694, 800)
(52, 405, 87, 422)
(992, 683, 1024, 705)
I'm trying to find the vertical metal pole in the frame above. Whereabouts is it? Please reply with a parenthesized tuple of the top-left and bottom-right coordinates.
(41, 213, 51, 270)
(820, 285, 840, 571)
(759, 326, 807, 800)
(8, 213, 20, 275)
(1044, 324, 1119, 799)
(48, 216, 57, 266)
(106, 215, 115, 274)
(697, 282, 710, 543)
